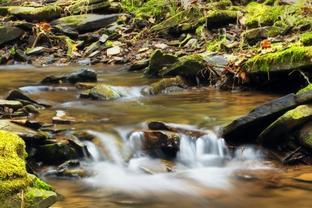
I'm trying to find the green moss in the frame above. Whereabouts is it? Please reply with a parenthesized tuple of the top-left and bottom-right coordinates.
(297, 83, 312, 94)
(244, 46, 312, 73)
(206, 36, 227, 52)
(31, 176, 53, 191)
(147, 76, 188, 95)
(300, 32, 312, 46)
(244, 2, 284, 28)
(81, 84, 121, 100)
(121, 0, 176, 21)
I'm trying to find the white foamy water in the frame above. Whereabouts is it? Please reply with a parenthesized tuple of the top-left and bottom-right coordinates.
(20, 85, 75, 93)
(83, 128, 271, 196)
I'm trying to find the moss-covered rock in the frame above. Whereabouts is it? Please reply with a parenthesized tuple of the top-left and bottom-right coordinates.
(206, 10, 238, 29)
(0, 130, 56, 208)
(241, 26, 284, 45)
(143, 76, 189, 95)
(51, 14, 120, 33)
(65, 0, 111, 15)
(80, 84, 122, 100)
(258, 105, 312, 145)
(300, 31, 312, 46)
(297, 83, 312, 95)
(244, 46, 312, 73)
(0, 26, 24, 46)
(7, 4, 62, 22)
(298, 121, 312, 150)
(145, 50, 206, 78)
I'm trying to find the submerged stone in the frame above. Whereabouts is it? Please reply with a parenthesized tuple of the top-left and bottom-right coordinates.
(51, 14, 120, 33)
(0, 26, 24, 46)
(258, 105, 312, 146)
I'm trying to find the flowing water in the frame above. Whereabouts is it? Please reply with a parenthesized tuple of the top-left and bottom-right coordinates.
(0, 65, 311, 208)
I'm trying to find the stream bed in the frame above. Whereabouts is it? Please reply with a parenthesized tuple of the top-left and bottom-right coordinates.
(0, 65, 311, 208)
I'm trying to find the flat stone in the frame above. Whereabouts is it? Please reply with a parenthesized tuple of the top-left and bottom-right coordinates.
(41, 68, 97, 84)
(0, 99, 23, 109)
(293, 173, 312, 183)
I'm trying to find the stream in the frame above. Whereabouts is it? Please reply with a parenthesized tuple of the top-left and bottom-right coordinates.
(0, 65, 311, 208)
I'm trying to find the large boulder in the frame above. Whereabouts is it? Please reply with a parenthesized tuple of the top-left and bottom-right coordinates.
(222, 90, 312, 144)
(6, 5, 62, 22)
(51, 14, 120, 34)
(258, 105, 312, 146)
(0, 26, 24, 46)
(0, 130, 57, 208)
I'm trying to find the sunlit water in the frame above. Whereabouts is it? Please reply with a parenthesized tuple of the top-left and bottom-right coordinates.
(0, 65, 311, 208)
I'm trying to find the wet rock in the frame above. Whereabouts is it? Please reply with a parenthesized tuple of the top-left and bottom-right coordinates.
(258, 105, 312, 146)
(298, 121, 312, 150)
(80, 84, 121, 100)
(6, 89, 47, 107)
(41, 68, 97, 84)
(148, 121, 207, 138)
(25, 187, 57, 208)
(128, 59, 149, 71)
(51, 14, 120, 34)
(206, 10, 238, 29)
(293, 173, 312, 183)
(6, 4, 62, 22)
(222, 91, 312, 144)
(0, 119, 37, 136)
(0, 26, 24, 46)
(143, 76, 189, 95)
(36, 140, 81, 164)
(0, 99, 23, 110)
(144, 50, 178, 77)
(135, 130, 181, 159)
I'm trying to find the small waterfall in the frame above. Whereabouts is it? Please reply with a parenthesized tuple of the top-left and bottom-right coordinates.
(83, 140, 102, 161)
(178, 131, 229, 167)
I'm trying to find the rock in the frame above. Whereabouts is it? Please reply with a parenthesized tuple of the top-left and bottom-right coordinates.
(222, 91, 312, 144)
(0, 99, 23, 110)
(6, 89, 47, 107)
(0, 120, 37, 136)
(52, 110, 75, 124)
(258, 105, 312, 146)
(244, 46, 312, 74)
(143, 76, 189, 95)
(133, 130, 181, 159)
(144, 50, 206, 79)
(0, 26, 24, 46)
(128, 59, 149, 71)
(148, 121, 207, 138)
(41, 68, 97, 84)
(206, 10, 238, 29)
(298, 121, 312, 149)
(51, 14, 120, 34)
(144, 50, 178, 77)
(80, 84, 121, 100)
(107, 46, 121, 56)
(7, 4, 62, 22)
(0, 130, 57, 207)
(36, 140, 81, 164)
